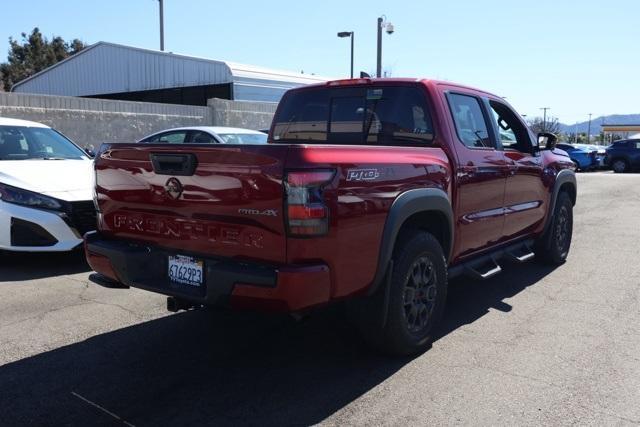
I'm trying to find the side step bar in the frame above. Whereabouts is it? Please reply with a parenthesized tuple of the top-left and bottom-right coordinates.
(464, 258, 502, 280)
(449, 239, 535, 280)
(506, 241, 535, 263)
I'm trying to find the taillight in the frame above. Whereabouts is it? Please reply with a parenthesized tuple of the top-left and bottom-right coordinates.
(285, 170, 335, 237)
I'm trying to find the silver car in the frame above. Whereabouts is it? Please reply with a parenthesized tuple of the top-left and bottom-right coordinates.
(138, 126, 268, 145)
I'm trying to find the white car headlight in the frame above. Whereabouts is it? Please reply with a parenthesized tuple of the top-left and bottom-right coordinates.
(0, 182, 63, 210)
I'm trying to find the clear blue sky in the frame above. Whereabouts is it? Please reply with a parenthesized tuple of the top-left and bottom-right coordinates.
(2, 0, 638, 123)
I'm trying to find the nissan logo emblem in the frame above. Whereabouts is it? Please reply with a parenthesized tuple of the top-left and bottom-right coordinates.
(165, 177, 183, 199)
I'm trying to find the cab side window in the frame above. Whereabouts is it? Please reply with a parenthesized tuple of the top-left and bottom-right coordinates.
(447, 93, 493, 149)
(489, 101, 533, 153)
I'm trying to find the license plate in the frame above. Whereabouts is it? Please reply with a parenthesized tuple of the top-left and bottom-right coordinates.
(168, 255, 204, 287)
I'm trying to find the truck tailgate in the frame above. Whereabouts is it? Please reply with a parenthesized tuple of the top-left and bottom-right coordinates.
(94, 143, 288, 264)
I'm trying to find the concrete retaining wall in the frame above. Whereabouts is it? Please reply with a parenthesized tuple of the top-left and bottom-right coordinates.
(208, 98, 277, 130)
(0, 92, 276, 148)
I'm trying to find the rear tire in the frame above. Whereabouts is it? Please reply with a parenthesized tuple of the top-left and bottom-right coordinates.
(535, 192, 573, 265)
(611, 159, 628, 173)
(353, 231, 448, 356)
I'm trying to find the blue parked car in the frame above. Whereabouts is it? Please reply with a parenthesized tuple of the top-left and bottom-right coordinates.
(556, 143, 598, 171)
(604, 139, 640, 173)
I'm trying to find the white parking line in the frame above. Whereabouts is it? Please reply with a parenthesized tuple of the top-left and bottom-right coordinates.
(71, 391, 136, 427)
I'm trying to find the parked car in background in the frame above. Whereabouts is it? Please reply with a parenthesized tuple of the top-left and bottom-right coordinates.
(556, 143, 598, 171)
(575, 144, 607, 169)
(605, 139, 640, 173)
(138, 127, 268, 145)
(0, 118, 96, 252)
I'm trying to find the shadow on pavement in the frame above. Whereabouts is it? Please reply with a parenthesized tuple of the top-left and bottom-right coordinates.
(0, 260, 557, 426)
(437, 260, 557, 341)
(0, 249, 90, 282)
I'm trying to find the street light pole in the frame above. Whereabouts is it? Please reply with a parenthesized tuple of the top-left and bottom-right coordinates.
(337, 31, 354, 78)
(159, 0, 165, 51)
(350, 32, 354, 78)
(540, 107, 550, 132)
(376, 17, 383, 78)
(587, 113, 593, 144)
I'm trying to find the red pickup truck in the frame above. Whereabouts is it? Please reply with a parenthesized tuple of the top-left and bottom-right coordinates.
(85, 78, 576, 355)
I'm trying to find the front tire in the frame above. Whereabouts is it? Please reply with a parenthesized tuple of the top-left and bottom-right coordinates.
(355, 231, 448, 356)
(536, 192, 573, 265)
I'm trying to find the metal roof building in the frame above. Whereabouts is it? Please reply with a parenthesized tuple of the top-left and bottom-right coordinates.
(11, 42, 330, 105)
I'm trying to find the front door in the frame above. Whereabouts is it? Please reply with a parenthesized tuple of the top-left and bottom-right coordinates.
(446, 92, 507, 259)
(487, 100, 547, 239)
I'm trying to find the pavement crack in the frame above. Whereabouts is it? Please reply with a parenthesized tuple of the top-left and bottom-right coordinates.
(76, 294, 142, 319)
(435, 361, 565, 391)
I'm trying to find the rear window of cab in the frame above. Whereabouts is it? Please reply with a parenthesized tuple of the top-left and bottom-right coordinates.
(272, 85, 434, 146)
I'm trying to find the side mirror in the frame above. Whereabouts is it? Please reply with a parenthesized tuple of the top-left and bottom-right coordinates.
(84, 147, 96, 158)
(537, 132, 557, 150)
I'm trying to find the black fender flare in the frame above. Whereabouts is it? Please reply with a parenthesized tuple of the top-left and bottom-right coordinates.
(542, 168, 577, 235)
(367, 188, 453, 296)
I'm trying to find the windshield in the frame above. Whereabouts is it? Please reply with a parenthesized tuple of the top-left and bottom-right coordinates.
(217, 133, 268, 144)
(272, 85, 434, 145)
(0, 125, 87, 160)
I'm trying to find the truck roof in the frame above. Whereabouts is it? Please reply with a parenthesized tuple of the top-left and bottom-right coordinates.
(299, 77, 501, 99)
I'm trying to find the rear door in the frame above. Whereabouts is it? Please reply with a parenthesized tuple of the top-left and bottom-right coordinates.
(444, 91, 507, 258)
(95, 144, 288, 263)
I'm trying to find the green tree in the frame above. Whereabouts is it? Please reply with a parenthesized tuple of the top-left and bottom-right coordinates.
(0, 28, 85, 91)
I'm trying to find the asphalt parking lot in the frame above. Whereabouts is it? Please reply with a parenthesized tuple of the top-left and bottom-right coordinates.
(1, 172, 639, 426)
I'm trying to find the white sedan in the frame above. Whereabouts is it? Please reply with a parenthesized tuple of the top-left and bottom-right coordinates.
(138, 126, 268, 144)
(0, 117, 95, 252)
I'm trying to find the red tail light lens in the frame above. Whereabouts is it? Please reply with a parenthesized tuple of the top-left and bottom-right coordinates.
(285, 170, 334, 237)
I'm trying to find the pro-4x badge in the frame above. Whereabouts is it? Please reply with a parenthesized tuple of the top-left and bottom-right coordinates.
(238, 208, 278, 217)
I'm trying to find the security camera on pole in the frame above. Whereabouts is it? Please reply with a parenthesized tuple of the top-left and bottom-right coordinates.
(376, 15, 394, 78)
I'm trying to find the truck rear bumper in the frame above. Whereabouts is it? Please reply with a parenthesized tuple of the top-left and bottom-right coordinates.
(84, 232, 331, 312)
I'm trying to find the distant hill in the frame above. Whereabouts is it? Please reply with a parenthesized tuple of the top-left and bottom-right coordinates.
(559, 114, 640, 134)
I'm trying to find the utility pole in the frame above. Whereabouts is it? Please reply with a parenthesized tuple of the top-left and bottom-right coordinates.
(587, 113, 593, 144)
(159, 0, 165, 51)
(540, 107, 550, 132)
